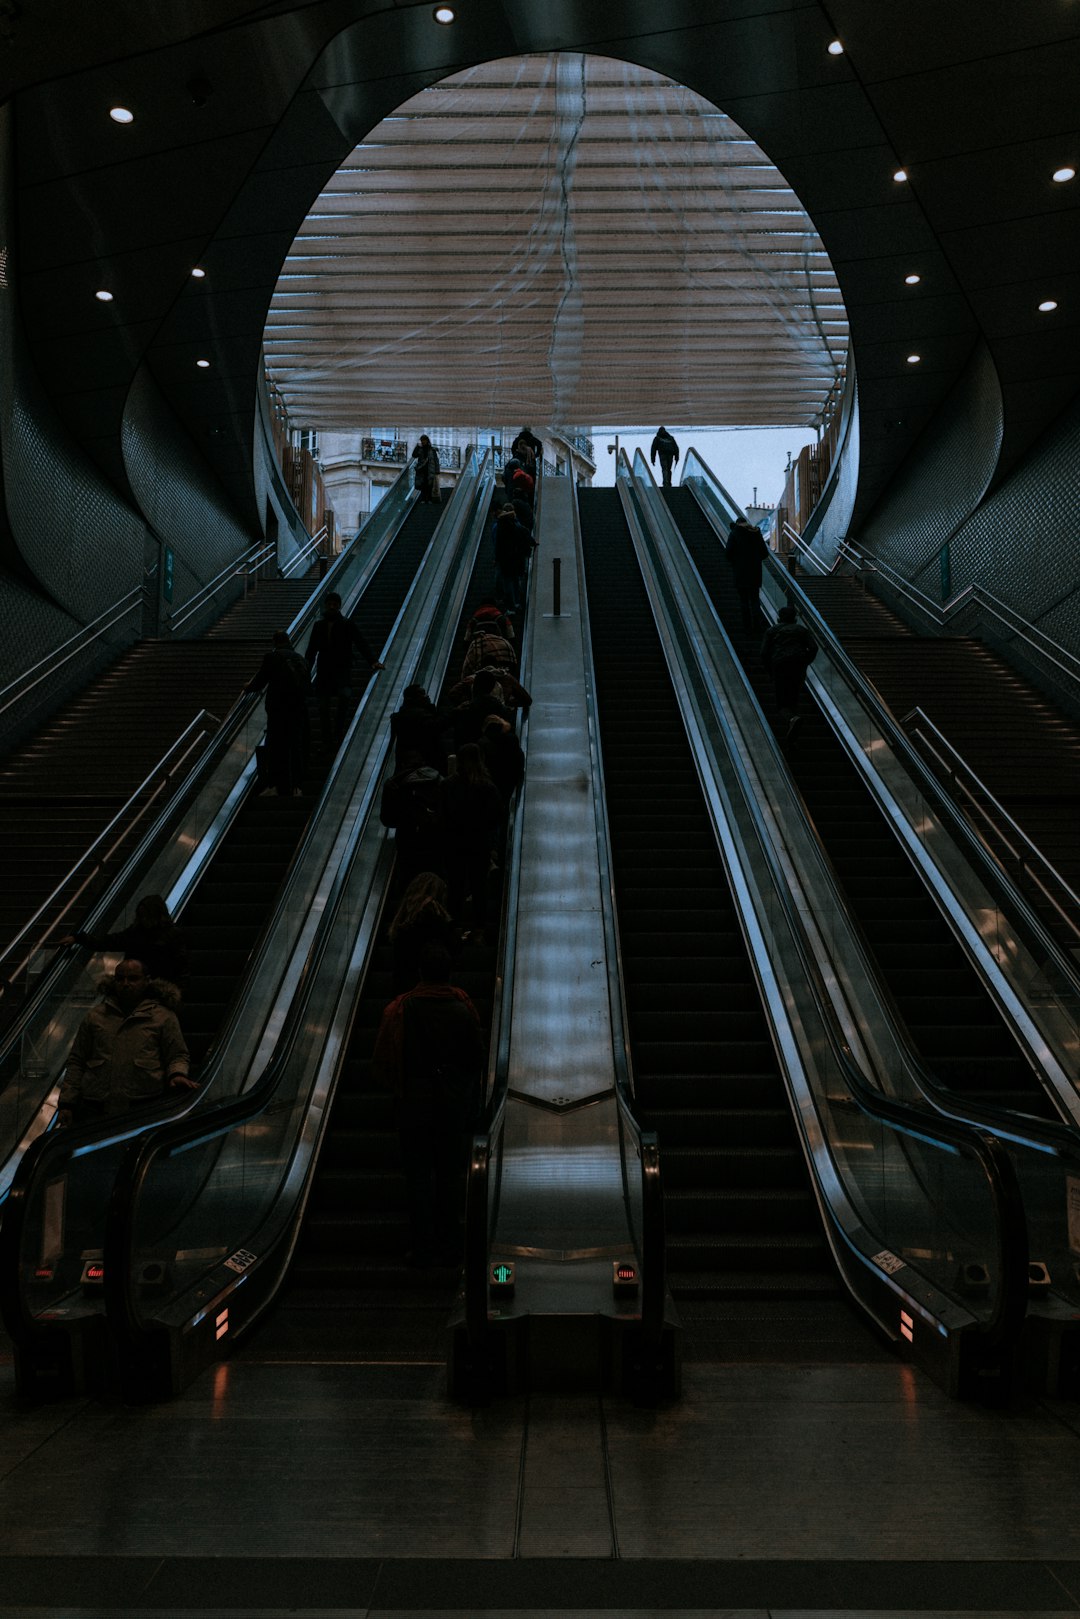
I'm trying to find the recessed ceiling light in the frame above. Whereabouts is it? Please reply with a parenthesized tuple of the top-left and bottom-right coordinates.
(1038, 300, 1059, 313)
(827, 39, 844, 55)
(196, 358, 211, 368)
(906, 354, 921, 364)
(904, 273, 921, 285)
(1052, 166, 1075, 183)
(893, 168, 908, 183)
(95, 289, 114, 302)
(433, 5, 455, 21)
(109, 106, 134, 125)
(191, 267, 206, 279)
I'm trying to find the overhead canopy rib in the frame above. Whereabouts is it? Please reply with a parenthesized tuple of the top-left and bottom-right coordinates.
(265, 53, 848, 431)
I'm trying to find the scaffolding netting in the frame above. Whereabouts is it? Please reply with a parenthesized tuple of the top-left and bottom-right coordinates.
(264, 53, 848, 431)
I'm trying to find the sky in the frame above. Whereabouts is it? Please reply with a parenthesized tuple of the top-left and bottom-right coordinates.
(587, 425, 819, 510)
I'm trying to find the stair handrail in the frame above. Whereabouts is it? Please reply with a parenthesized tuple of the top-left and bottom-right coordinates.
(838, 539, 1080, 701)
(0, 584, 146, 724)
(280, 525, 328, 580)
(0, 710, 221, 997)
(166, 541, 276, 635)
(901, 705, 1080, 946)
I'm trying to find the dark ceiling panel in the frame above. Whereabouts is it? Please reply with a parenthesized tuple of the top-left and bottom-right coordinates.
(868, 40, 1080, 165)
(814, 200, 940, 265)
(18, 130, 273, 271)
(829, 0, 1079, 81)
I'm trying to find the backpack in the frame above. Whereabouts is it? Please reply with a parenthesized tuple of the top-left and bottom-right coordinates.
(380, 765, 442, 836)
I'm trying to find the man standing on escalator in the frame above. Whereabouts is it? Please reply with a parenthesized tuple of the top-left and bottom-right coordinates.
(372, 943, 485, 1267)
(305, 591, 384, 748)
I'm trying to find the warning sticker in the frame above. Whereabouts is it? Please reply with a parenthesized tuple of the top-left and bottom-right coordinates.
(872, 1249, 906, 1276)
(224, 1248, 257, 1275)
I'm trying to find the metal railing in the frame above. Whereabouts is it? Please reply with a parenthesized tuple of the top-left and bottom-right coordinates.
(281, 525, 328, 579)
(0, 710, 220, 996)
(167, 542, 276, 636)
(360, 437, 408, 465)
(835, 538, 1080, 705)
(902, 704, 1080, 947)
(0, 584, 147, 727)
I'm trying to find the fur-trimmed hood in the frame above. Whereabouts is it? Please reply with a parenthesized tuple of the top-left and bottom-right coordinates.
(97, 974, 182, 1013)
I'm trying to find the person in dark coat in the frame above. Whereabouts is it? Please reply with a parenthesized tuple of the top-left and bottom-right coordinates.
(66, 894, 189, 994)
(492, 505, 536, 612)
(443, 668, 532, 716)
(761, 604, 818, 742)
(439, 743, 504, 937)
(481, 714, 525, 807)
(412, 434, 441, 504)
(650, 426, 680, 488)
(372, 942, 485, 1264)
(387, 872, 458, 995)
(390, 684, 444, 772)
(305, 591, 384, 746)
(246, 628, 311, 795)
(449, 670, 513, 751)
(511, 426, 542, 462)
(726, 515, 769, 631)
(380, 749, 445, 888)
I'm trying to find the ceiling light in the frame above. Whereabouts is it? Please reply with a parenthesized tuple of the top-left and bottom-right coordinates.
(196, 358, 211, 368)
(904, 273, 921, 285)
(109, 106, 134, 125)
(893, 168, 908, 183)
(1052, 166, 1075, 183)
(95, 289, 114, 302)
(906, 354, 921, 364)
(1038, 300, 1058, 313)
(433, 5, 455, 21)
(827, 39, 844, 55)
(191, 267, 206, 279)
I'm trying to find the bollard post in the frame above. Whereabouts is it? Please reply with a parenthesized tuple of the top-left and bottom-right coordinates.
(552, 556, 561, 617)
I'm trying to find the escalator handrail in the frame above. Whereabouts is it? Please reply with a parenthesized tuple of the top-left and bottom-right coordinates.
(620, 452, 1030, 1353)
(462, 495, 539, 1350)
(683, 451, 1080, 1146)
(103, 454, 498, 1367)
(0, 459, 476, 1361)
(0, 464, 418, 1137)
(570, 475, 668, 1346)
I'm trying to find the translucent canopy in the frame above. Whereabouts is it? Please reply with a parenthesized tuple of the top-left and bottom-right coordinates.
(264, 54, 848, 431)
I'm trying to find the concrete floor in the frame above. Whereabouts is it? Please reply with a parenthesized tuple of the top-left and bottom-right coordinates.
(2, 1292, 1080, 1617)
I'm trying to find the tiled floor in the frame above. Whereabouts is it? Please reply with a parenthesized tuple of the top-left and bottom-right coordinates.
(3, 1299, 1080, 1616)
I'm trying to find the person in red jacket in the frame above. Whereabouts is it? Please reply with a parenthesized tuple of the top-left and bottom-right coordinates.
(372, 943, 485, 1264)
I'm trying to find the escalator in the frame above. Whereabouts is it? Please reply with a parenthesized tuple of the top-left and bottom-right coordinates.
(289, 500, 506, 1292)
(664, 487, 1054, 1120)
(16, 453, 503, 1399)
(178, 496, 446, 1066)
(579, 489, 840, 1326)
(0, 479, 476, 1395)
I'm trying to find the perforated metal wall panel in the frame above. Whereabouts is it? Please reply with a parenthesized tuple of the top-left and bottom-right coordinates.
(122, 368, 256, 625)
(858, 342, 1003, 601)
(950, 390, 1080, 668)
(0, 102, 145, 732)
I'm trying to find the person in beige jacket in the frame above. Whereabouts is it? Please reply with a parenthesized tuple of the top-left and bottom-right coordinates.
(57, 959, 195, 1125)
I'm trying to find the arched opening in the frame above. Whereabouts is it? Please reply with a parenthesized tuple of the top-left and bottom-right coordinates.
(262, 52, 848, 530)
